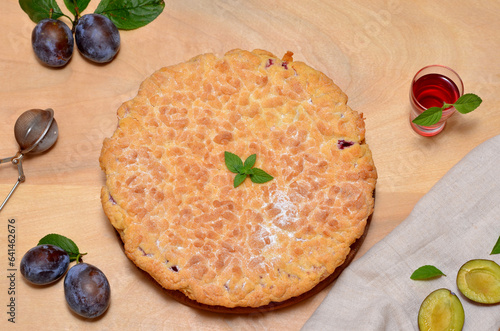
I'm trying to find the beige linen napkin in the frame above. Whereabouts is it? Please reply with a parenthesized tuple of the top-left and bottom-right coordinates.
(302, 134, 500, 331)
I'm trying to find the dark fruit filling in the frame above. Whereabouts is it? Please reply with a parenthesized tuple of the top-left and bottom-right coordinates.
(337, 139, 354, 149)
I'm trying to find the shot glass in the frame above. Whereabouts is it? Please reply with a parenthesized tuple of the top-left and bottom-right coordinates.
(409, 65, 464, 136)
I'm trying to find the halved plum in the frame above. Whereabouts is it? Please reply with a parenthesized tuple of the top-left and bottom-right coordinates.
(418, 288, 464, 331)
(456, 259, 500, 304)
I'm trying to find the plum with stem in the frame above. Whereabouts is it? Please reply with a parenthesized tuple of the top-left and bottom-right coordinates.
(74, 14, 120, 64)
(31, 19, 74, 67)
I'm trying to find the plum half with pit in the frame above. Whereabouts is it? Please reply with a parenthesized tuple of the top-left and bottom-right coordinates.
(418, 288, 464, 331)
(75, 14, 120, 64)
(456, 259, 500, 304)
(20, 244, 70, 285)
(31, 19, 74, 67)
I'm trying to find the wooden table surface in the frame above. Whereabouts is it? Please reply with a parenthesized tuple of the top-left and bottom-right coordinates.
(1, 1, 499, 330)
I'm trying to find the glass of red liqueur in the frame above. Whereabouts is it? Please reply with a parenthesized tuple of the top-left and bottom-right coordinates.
(410, 65, 464, 136)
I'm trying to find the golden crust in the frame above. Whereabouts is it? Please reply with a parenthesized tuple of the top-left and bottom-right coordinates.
(99, 49, 377, 308)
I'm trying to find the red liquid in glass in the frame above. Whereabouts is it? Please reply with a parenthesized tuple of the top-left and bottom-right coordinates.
(412, 73, 460, 108)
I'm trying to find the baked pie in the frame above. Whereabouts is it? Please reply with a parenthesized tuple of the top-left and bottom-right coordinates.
(99, 49, 377, 308)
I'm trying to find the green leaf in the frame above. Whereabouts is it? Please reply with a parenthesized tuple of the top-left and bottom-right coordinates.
(250, 168, 274, 184)
(19, 0, 66, 22)
(241, 167, 255, 175)
(491, 235, 500, 255)
(453, 93, 482, 114)
(412, 107, 443, 126)
(38, 233, 85, 262)
(63, 0, 91, 16)
(225, 151, 274, 187)
(233, 173, 247, 188)
(225, 151, 243, 174)
(95, 0, 165, 30)
(410, 265, 446, 280)
(243, 154, 257, 170)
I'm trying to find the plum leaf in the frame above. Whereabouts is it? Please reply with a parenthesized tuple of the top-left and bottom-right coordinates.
(410, 265, 446, 280)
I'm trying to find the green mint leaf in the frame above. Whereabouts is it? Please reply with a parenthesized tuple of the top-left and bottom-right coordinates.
(226, 151, 274, 187)
(244, 154, 257, 170)
(241, 167, 255, 175)
(38, 233, 85, 262)
(491, 235, 500, 255)
(225, 151, 243, 174)
(19, 0, 66, 22)
(63, 0, 91, 16)
(233, 173, 247, 188)
(240, 154, 257, 174)
(95, 0, 165, 30)
(410, 265, 446, 280)
(250, 168, 274, 184)
(412, 107, 443, 126)
(453, 93, 482, 114)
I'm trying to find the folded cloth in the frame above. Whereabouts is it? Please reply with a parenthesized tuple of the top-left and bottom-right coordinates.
(302, 134, 500, 331)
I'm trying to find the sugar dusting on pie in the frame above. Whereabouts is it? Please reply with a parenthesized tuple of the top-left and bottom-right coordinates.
(99, 49, 377, 308)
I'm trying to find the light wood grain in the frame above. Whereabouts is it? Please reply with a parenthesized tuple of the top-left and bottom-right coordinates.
(1, 0, 499, 330)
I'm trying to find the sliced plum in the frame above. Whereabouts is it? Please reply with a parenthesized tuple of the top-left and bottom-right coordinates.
(418, 288, 464, 331)
(456, 259, 500, 304)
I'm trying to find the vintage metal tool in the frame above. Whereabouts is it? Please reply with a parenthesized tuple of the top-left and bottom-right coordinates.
(0, 109, 58, 212)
